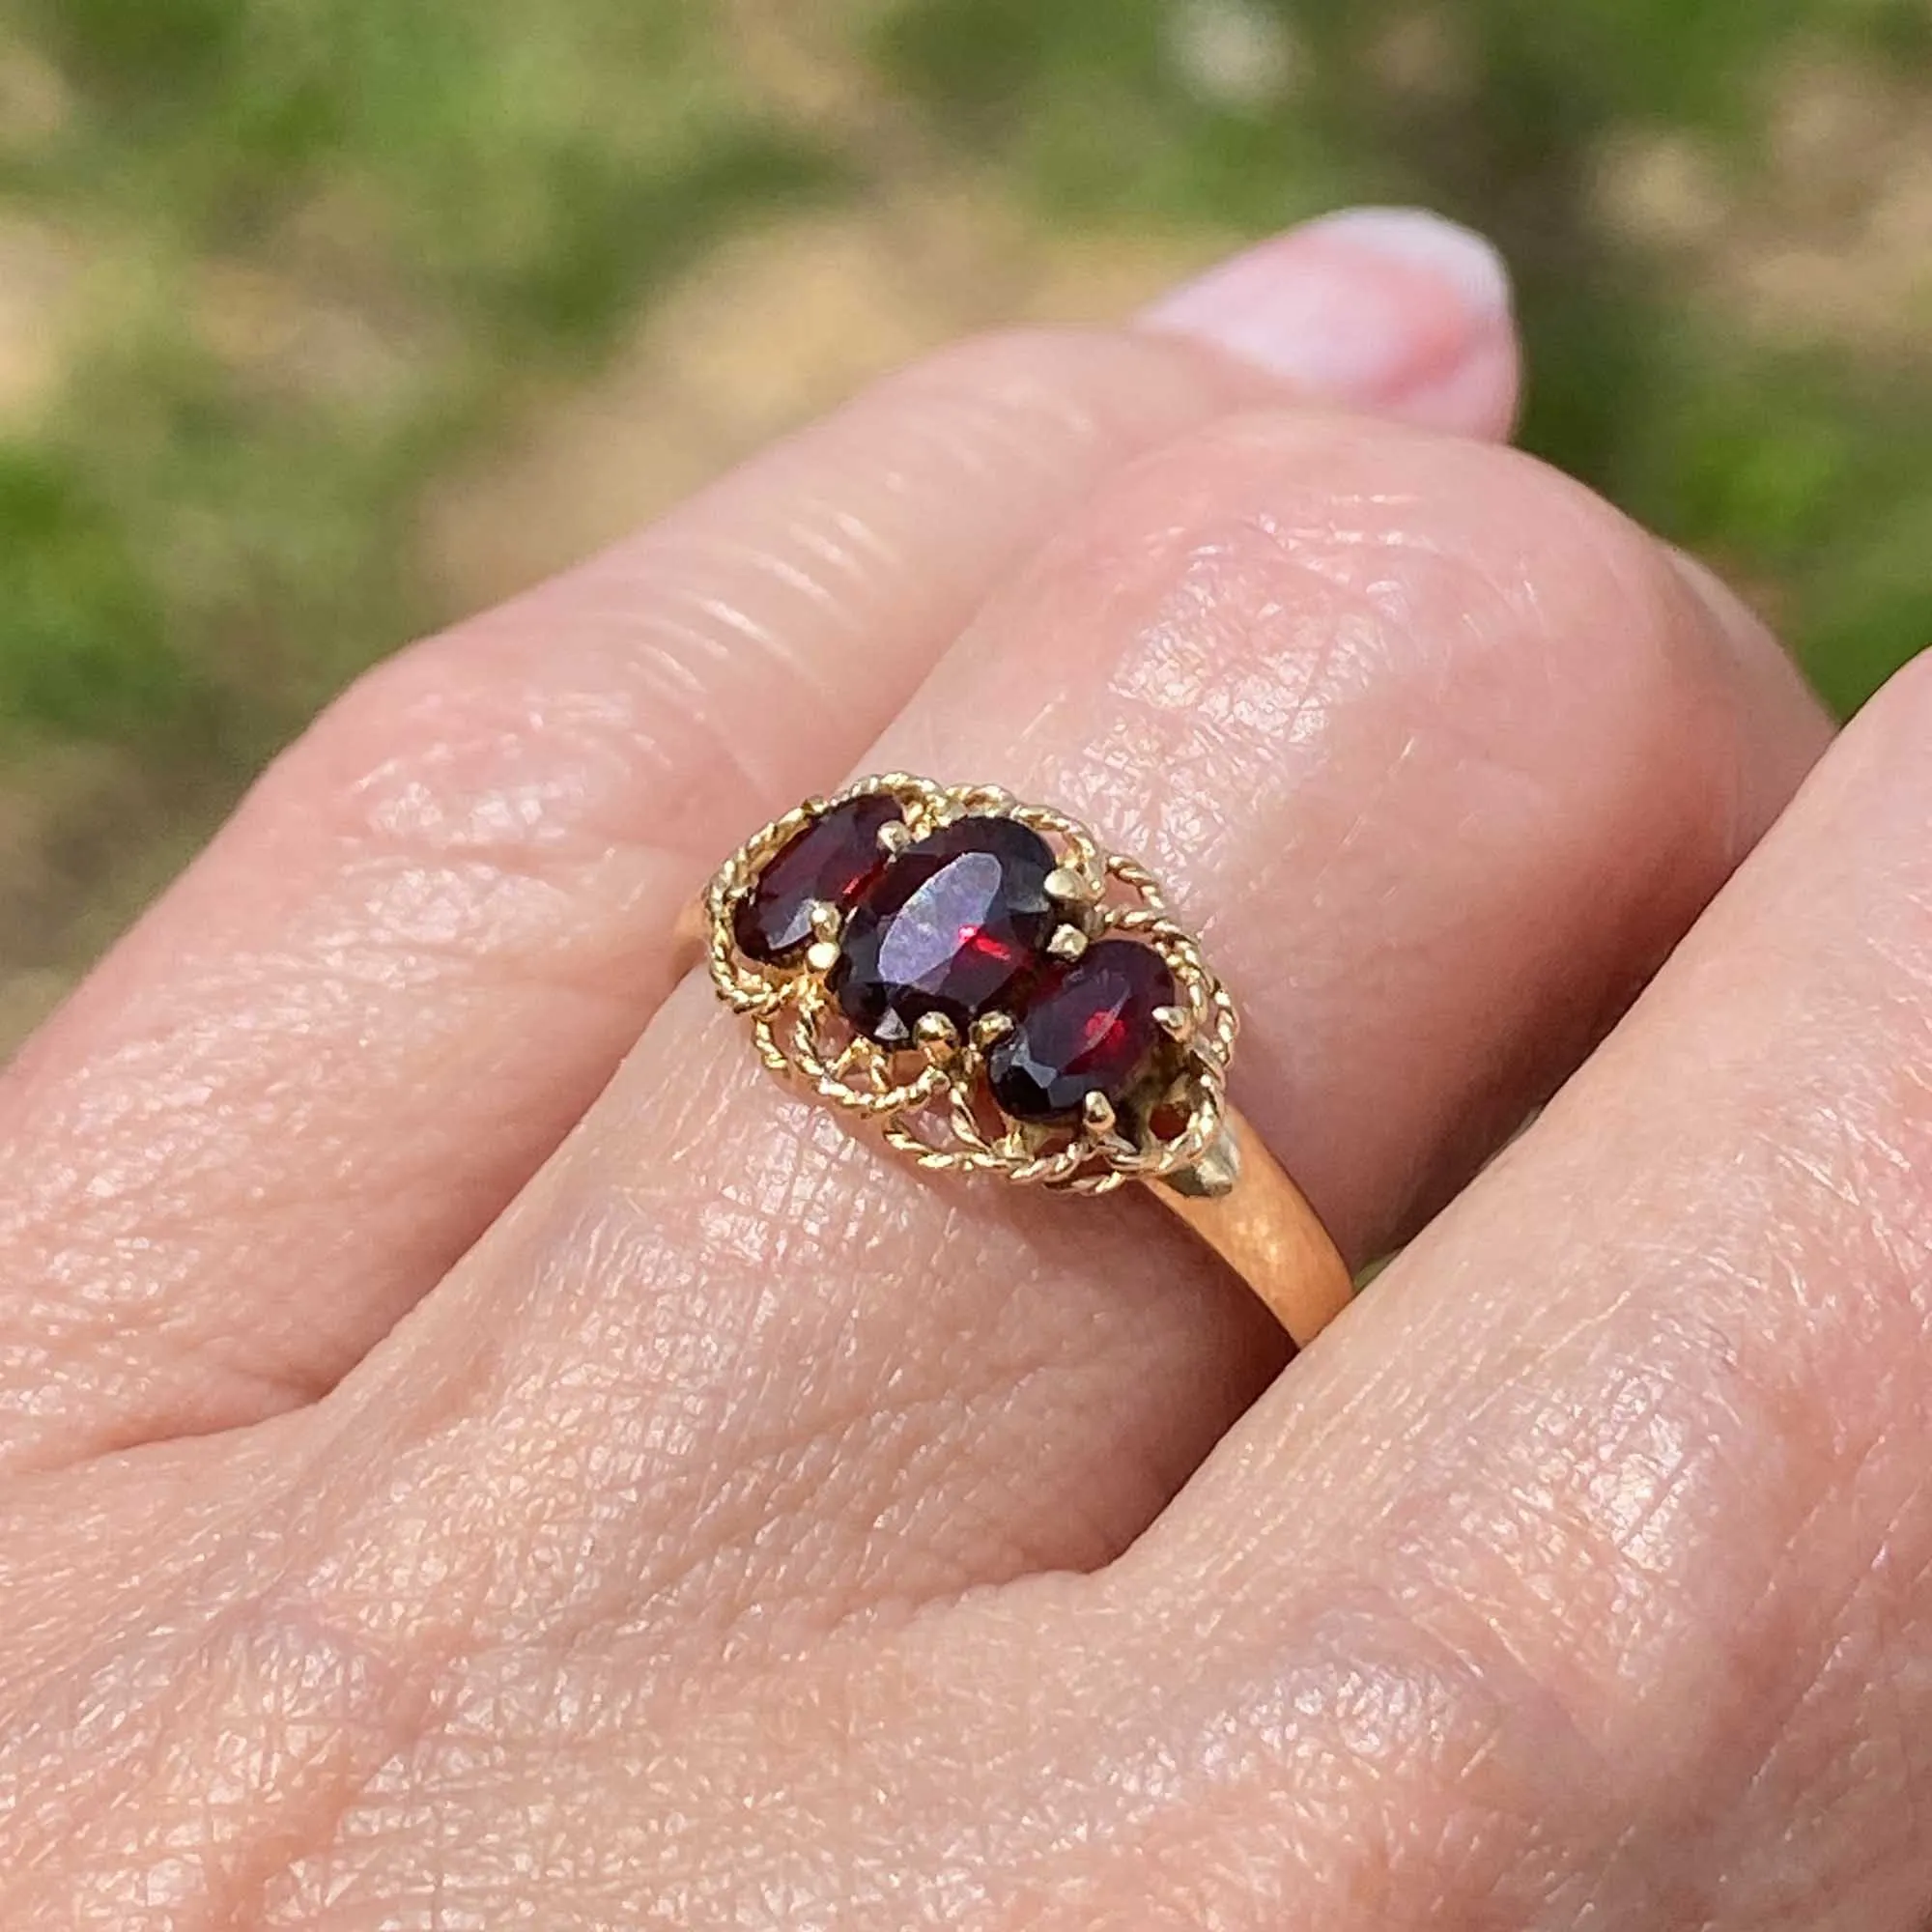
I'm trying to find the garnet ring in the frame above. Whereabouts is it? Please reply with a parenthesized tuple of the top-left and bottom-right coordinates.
(696, 775, 1353, 1349)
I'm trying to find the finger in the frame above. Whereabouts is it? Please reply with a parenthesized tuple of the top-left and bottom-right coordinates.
(326, 409, 1824, 1656)
(1141, 205, 1520, 439)
(1118, 657, 1932, 1929)
(0, 211, 1521, 1473)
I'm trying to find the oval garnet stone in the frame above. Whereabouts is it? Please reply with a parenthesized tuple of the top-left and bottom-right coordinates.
(831, 815, 1057, 1047)
(733, 794, 903, 964)
(988, 939, 1177, 1123)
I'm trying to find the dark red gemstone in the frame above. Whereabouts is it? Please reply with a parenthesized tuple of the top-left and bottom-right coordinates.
(830, 815, 1057, 1047)
(988, 939, 1177, 1123)
(732, 794, 903, 964)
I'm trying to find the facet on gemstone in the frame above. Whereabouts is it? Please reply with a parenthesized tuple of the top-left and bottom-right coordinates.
(732, 794, 904, 964)
(830, 815, 1058, 1048)
(987, 938, 1178, 1123)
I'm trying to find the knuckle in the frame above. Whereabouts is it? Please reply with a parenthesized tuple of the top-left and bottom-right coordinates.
(290, 607, 760, 867)
(0, 1547, 446, 1922)
(1114, 1588, 1633, 1929)
(1048, 406, 1705, 715)
(996, 408, 1728, 913)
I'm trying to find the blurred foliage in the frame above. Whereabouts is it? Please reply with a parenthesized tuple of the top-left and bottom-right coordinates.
(2, 0, 1931, 821)
(873, 0, 1932, 715)
(0, 0, 838, 768)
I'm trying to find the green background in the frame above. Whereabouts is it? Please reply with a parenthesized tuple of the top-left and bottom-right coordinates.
(3, 0, 1930, 1026)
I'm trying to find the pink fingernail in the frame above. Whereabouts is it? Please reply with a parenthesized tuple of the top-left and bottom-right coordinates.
(1140, 206, 1519, 437)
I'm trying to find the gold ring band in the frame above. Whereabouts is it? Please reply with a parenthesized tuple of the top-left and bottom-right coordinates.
(694, 775, 1353, 1350)
(1148, 1104, 1353, 1348)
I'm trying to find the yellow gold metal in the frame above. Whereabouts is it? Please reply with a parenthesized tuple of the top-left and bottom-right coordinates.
(970, 1010, 1016, 1049)
(1151, 1108, 1352, 1349)
(915, 1011, 961, 1066)
(696, 774, 1353, 1348)
(1044, 864, 1099, 905)
(671, 894, 709, 971)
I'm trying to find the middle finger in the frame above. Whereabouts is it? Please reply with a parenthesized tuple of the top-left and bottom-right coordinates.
(329, 407, 1827, 1641)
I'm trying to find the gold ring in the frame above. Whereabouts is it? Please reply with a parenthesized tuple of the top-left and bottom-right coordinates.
(694, 775, 1353, 1350)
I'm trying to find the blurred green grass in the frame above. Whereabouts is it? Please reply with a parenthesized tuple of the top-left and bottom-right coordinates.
(3, 0, 1932, 1002)
(874, 0, 1932, 713)
(0, 0, 838, 764)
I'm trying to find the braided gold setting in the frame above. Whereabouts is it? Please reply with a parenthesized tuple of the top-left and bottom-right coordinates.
(702, 775, 1237, 1198)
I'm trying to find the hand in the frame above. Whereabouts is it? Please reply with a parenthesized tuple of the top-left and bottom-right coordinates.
(6, 208, 1911, 1929)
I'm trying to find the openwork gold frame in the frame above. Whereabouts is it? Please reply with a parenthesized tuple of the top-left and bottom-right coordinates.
(702, 773, 1237, 1197)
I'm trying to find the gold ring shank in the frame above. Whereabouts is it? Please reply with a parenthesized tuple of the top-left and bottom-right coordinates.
(1148, 1105, 1352, 1349)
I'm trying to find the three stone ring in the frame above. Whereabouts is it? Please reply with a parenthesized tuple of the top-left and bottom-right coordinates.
(697, 775, 1353, 1349)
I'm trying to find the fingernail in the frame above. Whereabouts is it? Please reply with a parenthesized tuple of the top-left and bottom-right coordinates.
(1139, 206, 1519, 436)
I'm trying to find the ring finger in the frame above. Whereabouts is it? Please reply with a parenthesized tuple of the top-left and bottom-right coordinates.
(321, 405, 1829, 1647)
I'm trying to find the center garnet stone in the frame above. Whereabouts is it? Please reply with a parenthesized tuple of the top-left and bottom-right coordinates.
(831, 816, 1057, 1048)
(988, 938, 1178, 1122)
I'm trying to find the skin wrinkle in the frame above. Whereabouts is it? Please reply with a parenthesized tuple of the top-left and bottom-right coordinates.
(156, 1606, 423, 1926)
(590, 1151, 1143, 1620)
(307, 1113, 1121, 1685)
(0, 1460, 262, 1695)
(0, 842, 665, 1453)
(382, 1104, 1157, 1644)
(655, 578, 834, 695)
(1115, 1601, 1703, 1931)
(325, 657, 724, 853)
(1708, 1537, 1921, 1923)
(1424, 1277, 1819, 1691)
(1239, 1515, 1669, 1916)
(349, 728, 639, 855)
(318, 1582, 1600, 1930)
(786, 497, 905, 582)
(0, 1508, 413, 1921)
(484, 614, 813, 835)
(0, 893, 643, 1431)
(705, 530, 887, 637)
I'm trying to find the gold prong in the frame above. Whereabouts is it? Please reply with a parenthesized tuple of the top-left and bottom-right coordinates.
(1165, 1120, 1241, 1198)
(1044, 865, 1099, 906)
(1081, 1090, 1118, 1135)
(914, 1011, 960, 1065)
(877, 819, 912, 856)
(1152, 1004, 1191, 1041)
(1047, 923, 1089, 963)
(970, 1010, 1015, 1049)
(808, 900, 842, 943)
(805, 939, 840, 974)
